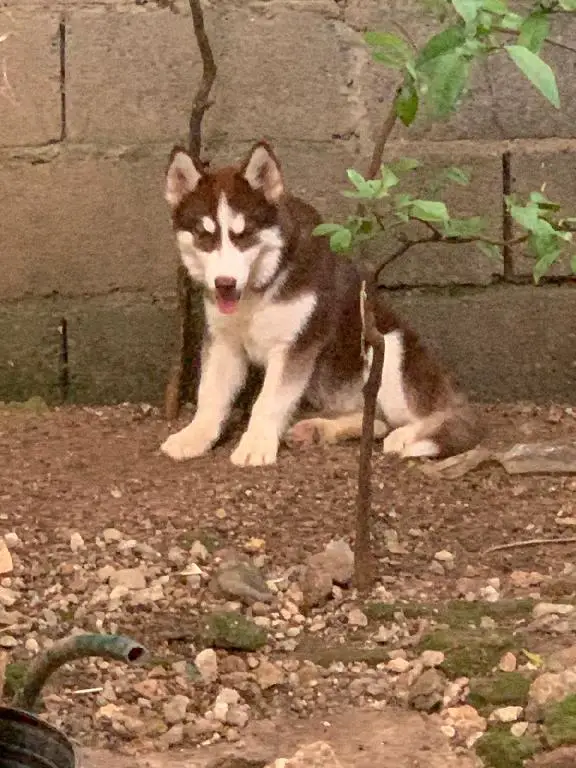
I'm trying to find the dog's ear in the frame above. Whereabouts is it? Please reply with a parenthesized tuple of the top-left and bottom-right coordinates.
(241, 141, 284, 203)
(165, 146, 203, 208)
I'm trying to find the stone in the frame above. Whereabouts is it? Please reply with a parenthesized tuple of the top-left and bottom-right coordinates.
(347, 608, 368, 628)
(70, 532, 85, 553)
(215, 561, 273, 605)
(195, 648, 219, 683)
(0, 635, 18, 648)
(226, 704, 250, 729)
(434, 550, 454, 563)
(3, 533, 20, 549)
(108, 568, 146, 591)
(387, 658, 411, 674)
(529, 668, 576, 708)
(442, 705, 487, 739)
(162, 694, 189, 725)
(546, 647, 576, 673)
(528, 745, 576, 767)
(0, 539, 13, 575)
(0, 587, 18, 607)
(254, 660, 285, 690)
(499, 652, 518, 673)
(408, 669, 446, 712)
(323, 539, 354, 584)
(499, 442, 576, 475)
(102, 528, 123, 543)
(490, 706, 523, 723)
(190, 540, 210, 562)
(420, 650, 445, 668)
(301, 560, 334, 608)
(283, 741, 343, 768)
(533, 603, 576, 619)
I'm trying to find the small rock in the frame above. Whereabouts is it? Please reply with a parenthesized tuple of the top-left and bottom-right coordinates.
(283, 742, 343, 768)
(195, 648, 219, 683)
(387, 657, 411, 674)
(255, 660, 285, 690)
(226, 704, 250, 728)
(109, 568, 146, 591)
(480, 585, 500, 603)
(162, 694, 190, 724)
(499, 652, 518, 672)
(510, 722, 529, 738)
(533, 603, 575, 619)
(420, 650, 445, 668)
(0, 635, 18, 648)
(159, 723, 184, 747)
(408, 668, 446, 712)
(546, 646, 576, 673)
(0, 539, 13, 575)
(323, 539, 354, 584)
(489, 706, 523, 723)
(102, 528, 123, 543)
(529, 668, 576, 708)
(442, 705, 487, 739)
(301, 561, 333, 608)
(0, 587, 18, 607)
(25, 637, 40, 654)
(190, 540, 210, 562)
(3, 533, 20, 549)
(215, 561, 273, 605)
(70, 532, 85, 553)
(434, 550, 454, 562)
(347, 608, 368, 627)
(244, 538, 265, 553)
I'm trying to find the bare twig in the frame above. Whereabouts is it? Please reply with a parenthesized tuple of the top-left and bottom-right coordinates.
(164, 0, 217, 420)
(354, 94, 399, 592)
(484, 536, 576, 555)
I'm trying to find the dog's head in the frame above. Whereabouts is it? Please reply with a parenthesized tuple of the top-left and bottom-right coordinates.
(165, 142, 286, 315)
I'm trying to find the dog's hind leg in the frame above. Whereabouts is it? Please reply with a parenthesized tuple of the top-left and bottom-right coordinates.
(286, 412, 389, 448)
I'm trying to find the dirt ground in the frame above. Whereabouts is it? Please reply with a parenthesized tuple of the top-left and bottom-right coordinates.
(2, 400, 576, 766)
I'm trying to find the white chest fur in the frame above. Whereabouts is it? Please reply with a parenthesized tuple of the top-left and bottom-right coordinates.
(375, 329, 415, 427)
(205, 290, 317, 367)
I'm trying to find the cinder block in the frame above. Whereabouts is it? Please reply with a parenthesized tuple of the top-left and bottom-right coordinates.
(509, 146, 576, 278)
(0, 294, 180, 404)
(66, 7, 205, 143)
(0, 145, 178, 300)
(370, 145, 504, 287)
(388, 285, 576, 403)
(0, 12, 61, 146)
(204, 6, 353, 143)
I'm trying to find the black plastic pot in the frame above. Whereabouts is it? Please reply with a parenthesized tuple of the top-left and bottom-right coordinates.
(0, 707, 76, 768)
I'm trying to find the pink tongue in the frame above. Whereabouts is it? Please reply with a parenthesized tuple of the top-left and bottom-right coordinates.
(216, 297, 239, 315)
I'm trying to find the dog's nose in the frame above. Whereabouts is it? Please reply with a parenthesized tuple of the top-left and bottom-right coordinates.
(214, 276, 237, 291)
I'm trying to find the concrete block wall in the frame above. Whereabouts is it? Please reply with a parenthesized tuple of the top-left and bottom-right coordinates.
(1, 0, 575, 405)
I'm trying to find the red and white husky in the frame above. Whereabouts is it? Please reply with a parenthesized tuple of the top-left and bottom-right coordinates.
(161, 141, 480, 467)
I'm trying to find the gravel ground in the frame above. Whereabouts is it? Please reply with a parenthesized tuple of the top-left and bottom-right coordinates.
(2, 401, 576, 767)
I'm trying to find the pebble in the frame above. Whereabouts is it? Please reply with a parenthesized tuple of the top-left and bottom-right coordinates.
(499, 652, 517, 672)
(420, 650, 445, 668)
(0, 635, 18, 648)
(70, 532, 85, 553)
(387, 657, 411, 673)
(0, 586, 18, 607)
(347, 608, 368, 627)
(255, 660, 285, 689)
(3, 533, 20, 548)
(434, 550, 454, 562)
(162, 694, 190, 725)
(109, 568, 147, 591)
(533, 602, 575, 619)
(102, 528, 123, 543)
(195, 648, 219, 683)
(490, 706, 523, 723)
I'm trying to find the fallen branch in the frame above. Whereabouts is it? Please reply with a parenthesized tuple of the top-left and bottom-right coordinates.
(164, 0, 217, 420)
(484, 536, 576, 555)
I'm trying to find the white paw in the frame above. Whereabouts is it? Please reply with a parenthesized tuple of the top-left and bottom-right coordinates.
(230, 430, 279, 467)
(382, 425, 416, 457)
(160, 423, 216, 461)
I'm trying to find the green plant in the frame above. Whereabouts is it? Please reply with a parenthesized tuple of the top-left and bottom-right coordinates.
(314, 0, 576, 283)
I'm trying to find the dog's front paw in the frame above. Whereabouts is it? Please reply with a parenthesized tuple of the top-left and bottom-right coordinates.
(230, 430, 279, 467)
(160, 423, 216, 461)
(382, 425, 415, 457)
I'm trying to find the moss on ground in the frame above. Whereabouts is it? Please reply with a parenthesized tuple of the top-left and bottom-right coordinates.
(201, 611, 267, 651)
(3, 661, 29, 700)
(364, 599, 534, 629)
(475, 730, 538, 768)
(417, 627, 520, 678)
(468, 672, 531, 712)
(544, 694, 576, 748)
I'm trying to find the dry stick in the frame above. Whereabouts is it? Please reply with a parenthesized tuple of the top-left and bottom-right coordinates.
(164, 0, 217, 421)
(353, 91, 400, 592)
(484, 537, 576, 555)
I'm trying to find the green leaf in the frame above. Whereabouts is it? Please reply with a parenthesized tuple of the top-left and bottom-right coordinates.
(380, 167, 400, 191)
(452, 0, 481, 24)
(410, 199, 449, 222)
(476, 241, 502, 261)
(423, 51, 471, 117)
(394, 193, 415, 209)
(481, 0, 508, 12)
(518, 12, 550, 54)
(365, 31, 413, 69)
(395, 81, 419, 126)
(443, 166, 471, 185)
(571, 252, 576, 274)
(522, 649, 544, 668)
(559, 0, 576, 9)
(417, 26, 466, 66)
(442, 216, 485, 237)
(347, 168, 369, 191)
(330, 228, 353, 253)
(500, 13, 523, 31)
(389, 157, 421, 174)
(529, 233, 561, 282)
(312, 223, 343, 237)
(505, 45, 560, 109)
